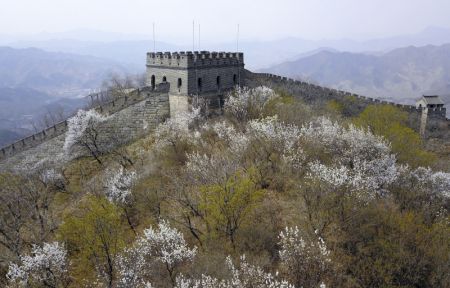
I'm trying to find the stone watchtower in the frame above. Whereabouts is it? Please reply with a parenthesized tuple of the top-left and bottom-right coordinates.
(416, 95, 447, 136)
(146, 51, 244, 117)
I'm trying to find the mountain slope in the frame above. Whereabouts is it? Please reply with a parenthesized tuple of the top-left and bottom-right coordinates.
(0, 46, 137, 97)
(262, 44, 450, 110)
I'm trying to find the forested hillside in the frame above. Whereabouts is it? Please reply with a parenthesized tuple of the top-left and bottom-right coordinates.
(0, 87, 449, 287)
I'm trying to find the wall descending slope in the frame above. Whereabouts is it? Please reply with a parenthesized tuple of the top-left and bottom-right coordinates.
(245, 71, 450, 139)
(1, 70, 449, 172)
(0, 83, 170, 170)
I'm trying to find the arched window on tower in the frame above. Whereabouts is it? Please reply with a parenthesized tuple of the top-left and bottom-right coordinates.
(216, 76, 221, 90)
(162, 76, 167, 82)
(177, 78, 182, 92)
(151, 75, 155, 89)
(233, 74, 237, 86)
(197, 77, 202, 93)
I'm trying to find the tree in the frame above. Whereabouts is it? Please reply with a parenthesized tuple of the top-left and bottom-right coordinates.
(0, 173, 60, 265)
(354, 104, 435, 167)
(104, 166, 137, 205)
(63, 109, 110, 164)
(6, 242, 70, 288)
(57, 195, 130, 287)
(199, 170, 265, 248)
(278, 226, 331, 288)
(176, 255, 294, 288)
(224, 86, 277, 122)
(116, 220, 197, 287)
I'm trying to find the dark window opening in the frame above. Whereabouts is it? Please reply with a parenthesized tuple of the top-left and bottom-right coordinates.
(151, 75, 155, 89)
(233, 74, 237, 85)
(216, 76, 221, 90)
(197, 77, 203, 92)
(162, 76, 167, 82)
(177, 78, 182, 88)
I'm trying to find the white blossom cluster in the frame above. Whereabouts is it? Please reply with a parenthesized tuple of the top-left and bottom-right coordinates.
(303, 117, 398, 197)
(139, 220, 197, 267)
(224, 86, 277, 121)
(278, 227, 330, 269)
(210, 121, 250, 156)
(63, 109, 109, 156)
(116, 220, 197, 287)
(176, 255, 294, 288)
(248, 116, 304, 167)
(397, 166, 450, 199)
(104, 166, 137, 204)
(154, 107, 202, 150)
(278, 227, 330, 288)
(7, 242, 68, 287)
(186, 152, 241, 185)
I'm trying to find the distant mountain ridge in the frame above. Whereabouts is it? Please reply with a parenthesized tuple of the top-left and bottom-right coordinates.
(0, 46, 136, 97)
(3, 26, 450, 69)
(0, 46, 133, 145)
(262, 44, 450, 115)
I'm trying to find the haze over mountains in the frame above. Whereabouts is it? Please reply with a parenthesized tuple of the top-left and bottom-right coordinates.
(1, 26, 450, 146)
(0, 47, 134, 146)
(2, 27, 450, 69)
(262, 44, 450, 114)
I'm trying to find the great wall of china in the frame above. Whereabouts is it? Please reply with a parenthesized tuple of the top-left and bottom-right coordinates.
(0, 61, 449, 166)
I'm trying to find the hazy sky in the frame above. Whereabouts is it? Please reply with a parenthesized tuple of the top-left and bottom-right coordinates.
(1, 0, 450, 43)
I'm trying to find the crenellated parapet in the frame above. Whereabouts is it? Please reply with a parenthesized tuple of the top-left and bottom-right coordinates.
(256, 72, 422, 110)
(250, 72, 449, 139)
(147, 51, 244, 69)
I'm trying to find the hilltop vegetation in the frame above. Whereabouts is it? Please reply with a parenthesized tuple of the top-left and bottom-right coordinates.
(263, 44, 450, 114)
(0, 87, 449, 287)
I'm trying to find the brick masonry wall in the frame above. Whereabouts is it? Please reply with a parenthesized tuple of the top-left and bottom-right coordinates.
(246, 72, 449, 139)
(2, 69, 448, 170)
(0, 84, 170, 169)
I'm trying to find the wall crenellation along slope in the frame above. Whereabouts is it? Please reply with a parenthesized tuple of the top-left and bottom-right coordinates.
(255, 72, 445, 117)
(252, 72, 449, 138)
(0, 83, 170, 161)
(1, 62, 449, 164)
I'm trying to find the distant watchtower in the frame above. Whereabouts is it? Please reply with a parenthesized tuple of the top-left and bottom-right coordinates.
(416, 95, 447, 136)
(146, 51, 244, 116)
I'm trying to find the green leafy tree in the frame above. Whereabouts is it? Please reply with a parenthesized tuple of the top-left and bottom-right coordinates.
(58, 195, 131, 287)
(199, 170, 265, 249)
(354, 104, 435, 167)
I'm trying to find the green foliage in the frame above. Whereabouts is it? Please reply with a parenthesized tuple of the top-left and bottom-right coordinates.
(57, 195, 131, 286)
(325, 99, 344, 115)
(2, 88, 448, 287)
(199, 170, 265, 248)
(332, 203, 450, 287)
(354, 104, 436, 167)
(263, 89, 295, 116)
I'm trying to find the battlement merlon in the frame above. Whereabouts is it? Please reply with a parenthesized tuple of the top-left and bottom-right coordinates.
(146, 51, 244, 68)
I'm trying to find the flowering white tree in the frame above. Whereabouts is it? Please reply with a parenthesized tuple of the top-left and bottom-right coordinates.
(154, 107, 201, 151)
(210, 121, 249, 156)
(225, 86, 277, 121)
(116, 220, 197, 287)
(64, 109, 110, 164)
(7, 242, 69, 287)
(303, 117, 398, 198)
(408, 167, 450, 198)
(175, 255, 294, 288)
(104, 166, 137, 204)
(278, 227, 331, 288)
(247, 116, 304, 168)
